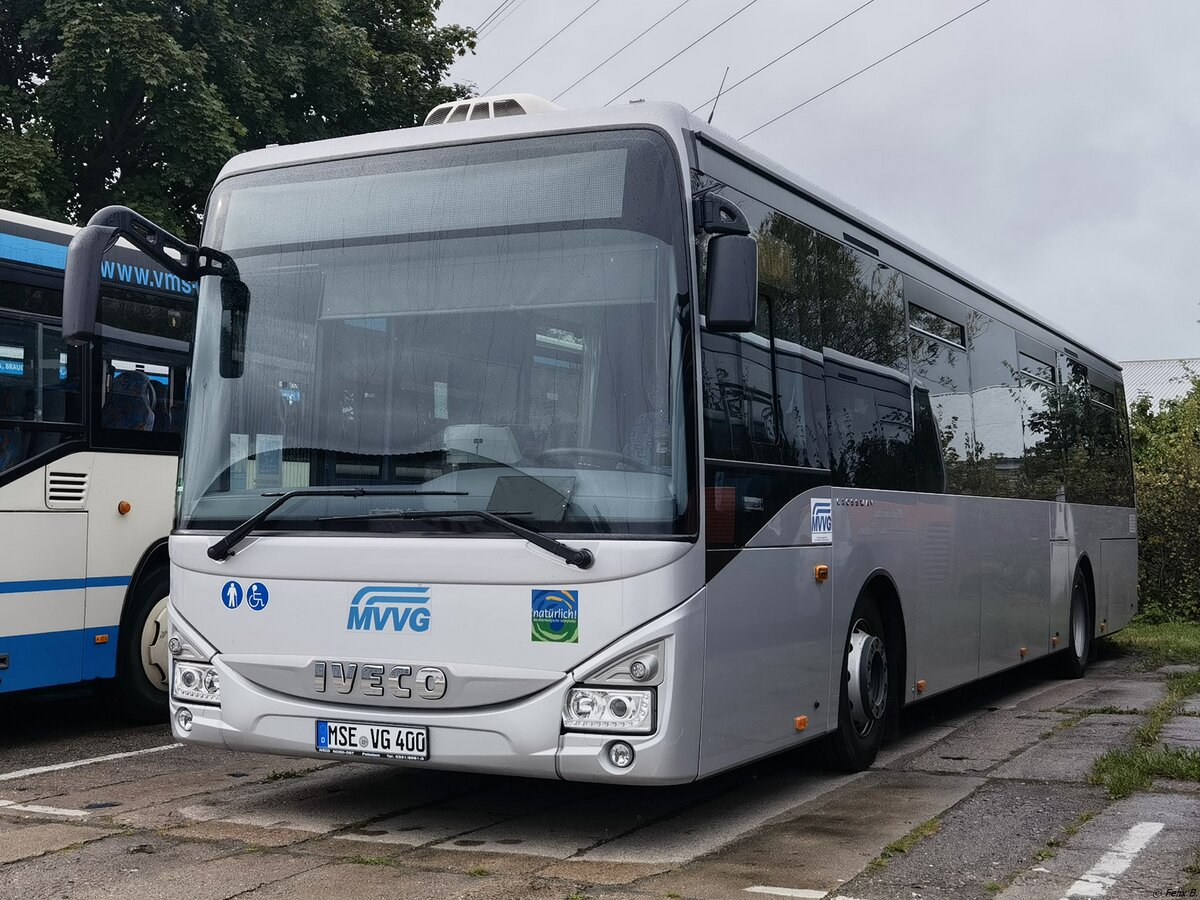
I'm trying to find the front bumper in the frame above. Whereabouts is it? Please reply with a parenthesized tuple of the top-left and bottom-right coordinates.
(169, 590, 705, 785)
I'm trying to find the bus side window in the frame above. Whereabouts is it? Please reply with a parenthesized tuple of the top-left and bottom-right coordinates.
(0, 309, 83, 474)
(95, 289, 193, 446)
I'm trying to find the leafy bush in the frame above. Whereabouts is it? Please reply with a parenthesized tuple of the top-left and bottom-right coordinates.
(1130, 375, 1200, 620)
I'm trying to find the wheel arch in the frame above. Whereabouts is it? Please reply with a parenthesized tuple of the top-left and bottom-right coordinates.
(1075, 552, 1097, 633)
(120, 538, 170, 632)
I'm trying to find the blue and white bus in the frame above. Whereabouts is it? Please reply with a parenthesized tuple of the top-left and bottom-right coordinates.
(0, 209, 194, 718)
(62, 95, 1136, 780)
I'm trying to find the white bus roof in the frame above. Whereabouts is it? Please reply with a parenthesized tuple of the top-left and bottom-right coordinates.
(214, 99, 1118, 373)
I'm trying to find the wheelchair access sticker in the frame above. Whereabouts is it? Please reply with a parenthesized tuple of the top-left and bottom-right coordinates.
(220, 580, 269, 611)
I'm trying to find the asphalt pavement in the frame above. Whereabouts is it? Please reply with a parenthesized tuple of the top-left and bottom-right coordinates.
(0, 648, 1197, 899)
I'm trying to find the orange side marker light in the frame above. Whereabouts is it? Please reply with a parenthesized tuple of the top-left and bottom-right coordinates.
(813, 564, 830, 583)
(117, 500, 132, 515)
(794, 716, 808, 732)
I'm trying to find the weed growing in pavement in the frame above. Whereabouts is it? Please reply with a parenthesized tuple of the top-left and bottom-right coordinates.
(264, 768, 306, 782)
(347, 854, 402, 867)
(867, 818, 941, 870)
(664, 892, 682, 899)
(1090, 669, 1200, 797)
(983, 880, 1003, 892)
(468, 867, 488, 877)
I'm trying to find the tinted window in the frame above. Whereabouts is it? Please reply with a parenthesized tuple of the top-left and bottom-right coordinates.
(911, 304, 965, 347)
(1017, 345, 1063, 500)
(0, 312, 83, 473)
(825, 354, 915, 490)
(909, 300, 972, 494)
(968, 313, 1023, 497)
(701, 297, 777, 462)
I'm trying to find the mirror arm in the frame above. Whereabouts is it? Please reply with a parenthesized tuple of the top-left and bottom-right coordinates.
(694, 194, 751, 236)
(84, 206, 201, 281)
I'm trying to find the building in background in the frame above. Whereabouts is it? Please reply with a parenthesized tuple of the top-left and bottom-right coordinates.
(1121, 358, 1200, 409)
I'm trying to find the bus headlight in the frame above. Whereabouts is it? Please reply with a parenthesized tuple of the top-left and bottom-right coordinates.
(172, 661, 221, 705)
(562, 688, 654, 734)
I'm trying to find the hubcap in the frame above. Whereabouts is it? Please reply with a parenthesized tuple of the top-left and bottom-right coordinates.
(141, 596, 170, 692)
(1072, 587, 1088, 660)
(847, 618, 888, 737)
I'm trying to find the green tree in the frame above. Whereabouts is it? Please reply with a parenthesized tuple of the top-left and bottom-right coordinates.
(0, 0, 474, 235)
(1130, 375, 1200, 620)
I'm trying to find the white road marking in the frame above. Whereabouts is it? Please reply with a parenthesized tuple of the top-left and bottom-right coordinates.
(0, 799, 89, 818)
(744, 889, 827, 899)
(1061, 821, 1165, 898)
(0, 743, 183, 782)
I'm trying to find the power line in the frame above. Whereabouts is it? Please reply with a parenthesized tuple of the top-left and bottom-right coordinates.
(604, 0, 761, 107)
(477, 0, 517, 33)
(485, 0, 605, 95)
(690, 0, 879, 116)
(479, 0, 529, 39)
(553, 0, 696, 102)
(740, 0, 994, 140)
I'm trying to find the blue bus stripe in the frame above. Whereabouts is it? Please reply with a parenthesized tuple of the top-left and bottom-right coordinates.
(0, 233, 68, 270)
(0, 626, 120, 691)
(0, 576, 132, 595)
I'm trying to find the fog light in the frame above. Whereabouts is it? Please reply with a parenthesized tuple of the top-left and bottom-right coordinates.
(168, 636, 182, 655)
(175, 707, 193, 732)
(628, 654, 659, 682)
(607, 741, 634, 769)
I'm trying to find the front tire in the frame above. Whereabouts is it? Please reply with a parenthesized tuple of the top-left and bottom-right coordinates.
(824, 596, 890, 771)
(1057, 571, 1092, 679)
(113, 563, 170, 722)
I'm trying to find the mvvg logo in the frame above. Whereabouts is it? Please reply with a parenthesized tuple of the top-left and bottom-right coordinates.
(810, 498, 833, 544)
(347, 586, 431, 632)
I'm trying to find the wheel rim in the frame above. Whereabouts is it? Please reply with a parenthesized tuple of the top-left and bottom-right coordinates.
(1072, 585, 1089, 661)
(140, 596, 170, 692)
(847, 617, 888, 737)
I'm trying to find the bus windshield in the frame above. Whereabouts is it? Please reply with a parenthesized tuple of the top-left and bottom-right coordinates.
(179, 130, 693, 537)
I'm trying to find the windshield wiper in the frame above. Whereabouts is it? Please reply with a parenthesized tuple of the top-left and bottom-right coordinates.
(317, 509, 595, 570)
(207, 487, 469, 561)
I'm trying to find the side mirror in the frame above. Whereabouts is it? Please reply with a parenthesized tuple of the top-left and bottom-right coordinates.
(63, 205, 200, 345)
(705, 234, 758, 333)
(63, 225, 120, 344)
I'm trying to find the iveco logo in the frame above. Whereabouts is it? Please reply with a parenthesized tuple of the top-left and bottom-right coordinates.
(313, 661, 447, 700)
(347, 585, 430, 632)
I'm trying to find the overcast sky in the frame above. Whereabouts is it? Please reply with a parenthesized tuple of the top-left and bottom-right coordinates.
(437, 0, 1200, 363)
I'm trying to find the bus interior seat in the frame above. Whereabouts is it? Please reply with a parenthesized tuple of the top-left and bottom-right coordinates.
(102, 371, 156, 431)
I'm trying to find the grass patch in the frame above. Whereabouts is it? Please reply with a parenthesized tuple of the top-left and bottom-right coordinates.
(1108, 620, 1200, 668)
(868, 818, 941, 870)
(347, 854, 401, 867)
(1090, 668, 1200, 798)
(1091, 746, 1200, 799)
(468, 867, 488, 877)
(983, 880, 1003, 892)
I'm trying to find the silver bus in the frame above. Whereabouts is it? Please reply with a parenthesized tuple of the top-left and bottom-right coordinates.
(61, 95, 1136, 783)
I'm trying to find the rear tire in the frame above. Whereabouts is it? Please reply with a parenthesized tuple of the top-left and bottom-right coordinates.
(824, 595, 890, 772)
(113, 563, 170, 722)
(1057, 571, 1092, 679)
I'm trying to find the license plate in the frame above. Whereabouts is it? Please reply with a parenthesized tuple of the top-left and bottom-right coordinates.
(315, 720, 428, 760)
